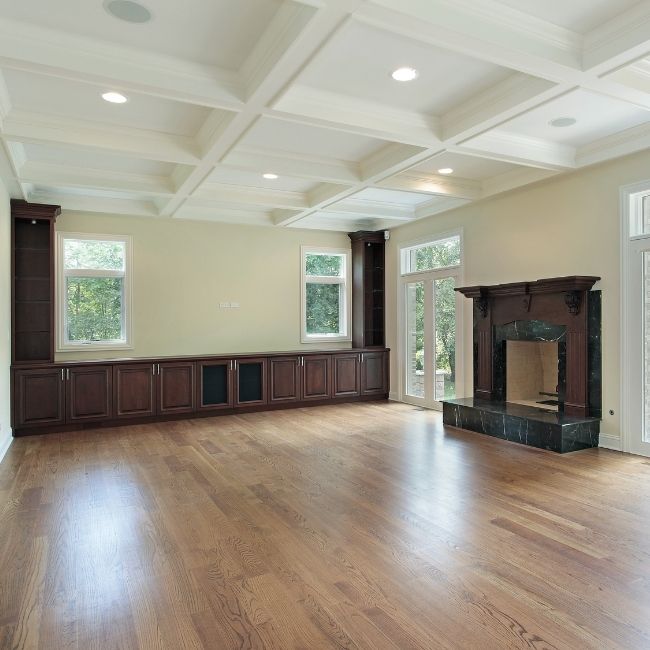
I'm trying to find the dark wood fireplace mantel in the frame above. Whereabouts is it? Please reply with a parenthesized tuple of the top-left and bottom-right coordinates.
(455, 275, 601, 418)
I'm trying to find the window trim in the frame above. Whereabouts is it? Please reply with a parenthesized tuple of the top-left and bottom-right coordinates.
(56, 232, 133, 352)
(300, 246, 352, 344)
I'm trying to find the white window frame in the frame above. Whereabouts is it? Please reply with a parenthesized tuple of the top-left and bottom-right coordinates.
(56, 232, 133, 351)
(621, 181, 650, 455)
(396, 229, 465, 408)
(301, 246, 351, 343)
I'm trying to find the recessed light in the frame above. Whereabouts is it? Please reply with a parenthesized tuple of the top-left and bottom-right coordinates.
(438, 168, 454, 175)
(549, 116, 577, 128)
(391, 67, 419, 82)
(102, 91, 128, 104)
(263, 173, 279, 180)
(104, 0, 152, 24)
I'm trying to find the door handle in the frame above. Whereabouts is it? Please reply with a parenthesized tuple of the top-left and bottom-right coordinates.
(61, 368, 64, 381)
(66, 369, 70, 381)
(152, 364, 155, 375)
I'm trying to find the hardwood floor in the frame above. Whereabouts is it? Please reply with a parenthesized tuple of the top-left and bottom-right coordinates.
(1, 402, 650, 649)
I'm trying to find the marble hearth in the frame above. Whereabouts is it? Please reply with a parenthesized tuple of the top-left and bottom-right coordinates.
(443, 276, 601, 453)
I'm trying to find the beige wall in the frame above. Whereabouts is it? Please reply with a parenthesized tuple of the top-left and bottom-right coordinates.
(386, 149, 650, 443)
(0, 179, 11, 457)
(55, 213, 351, 361)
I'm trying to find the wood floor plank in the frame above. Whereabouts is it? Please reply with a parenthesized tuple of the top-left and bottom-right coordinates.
(1, 402, 650, 649)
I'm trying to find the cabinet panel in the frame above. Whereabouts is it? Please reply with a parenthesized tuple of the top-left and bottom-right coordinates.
(235, 358, 267, 406)
(332, 353, 360, 397)
(269, 357, 300, 403)
(113, 364, 155, 419)
(14, 367, 65, 427)
(302, 355, 330, 401)
(67, 365, 112, 422)
(198, 360, 233, 410)
(361, 351, 387, 395)
(158, 362, 195, 414)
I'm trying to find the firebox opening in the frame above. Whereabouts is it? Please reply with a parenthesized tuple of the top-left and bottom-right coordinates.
(506, 340, 559, 412)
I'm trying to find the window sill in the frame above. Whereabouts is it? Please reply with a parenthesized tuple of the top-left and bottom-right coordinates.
(301, 336, 352, 344)
(57, 343, 133, 353)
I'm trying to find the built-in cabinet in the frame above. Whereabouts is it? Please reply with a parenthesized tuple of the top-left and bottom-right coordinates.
(12, 349, 389, 435)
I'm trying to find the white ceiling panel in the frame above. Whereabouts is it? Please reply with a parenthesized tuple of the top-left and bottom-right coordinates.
(409, 152, 522, 180)
(493, 89, 650, 147)
(297, 21, 515, 115)
(236, 117, 388, 161)
(494, 0, 640, 33)
(206, 166, 317, 193)
(0, 0, 283, 68)
(351, 187, 432, 206)
(3, 69, 212, 136)
(18, 142, 177, 176)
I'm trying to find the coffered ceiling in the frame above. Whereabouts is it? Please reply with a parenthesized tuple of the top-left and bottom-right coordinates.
(0, 0, 649, 231)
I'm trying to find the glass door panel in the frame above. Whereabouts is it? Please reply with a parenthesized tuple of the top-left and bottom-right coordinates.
(434, 277, 456, 402)
(406, 281, 424, 398)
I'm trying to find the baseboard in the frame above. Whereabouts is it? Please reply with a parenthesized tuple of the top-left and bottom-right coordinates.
(0, 432, 13, 464)
(599, 433, 622, 451)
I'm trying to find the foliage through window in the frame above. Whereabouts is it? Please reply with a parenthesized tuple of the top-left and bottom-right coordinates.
(401, 235, 461, 274)
(302, 248, 350, 341)
(58, 234, 131, 349)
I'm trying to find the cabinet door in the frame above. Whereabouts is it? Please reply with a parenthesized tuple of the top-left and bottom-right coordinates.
(113, 363, 156, 419)
(302, 355, 330, 401)
(158, 362, 195, 414)
(332, 353, 360, 397)
(67, 365, 112, 422)
(269, 357, 301, 403)
(13, 367, 65, 428)
(361, 351, 387, 395)
(235, 357, 267, 407)
(197, 360, 233, 410)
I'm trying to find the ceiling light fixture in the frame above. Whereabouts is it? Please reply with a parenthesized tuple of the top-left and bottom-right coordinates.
(102, 91, 128, 104)
(391, 67, 419, 82)
(549, 116, 577, 128)
(104, 0, 152, 24)
(263, 173, 279, 180)
(438, 168, 454, 175)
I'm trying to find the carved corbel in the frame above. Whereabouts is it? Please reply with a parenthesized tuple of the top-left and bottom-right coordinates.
(476, 296, 489, 318)
(564, 290, 582, 315)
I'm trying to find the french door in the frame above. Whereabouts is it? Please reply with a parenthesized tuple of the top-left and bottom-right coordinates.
(402, 271, 462, 409)
(624, 236, 650, 456)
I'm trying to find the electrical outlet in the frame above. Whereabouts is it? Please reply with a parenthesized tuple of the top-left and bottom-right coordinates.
(230, 302, 240, 308)
(219, 302, 230, 308)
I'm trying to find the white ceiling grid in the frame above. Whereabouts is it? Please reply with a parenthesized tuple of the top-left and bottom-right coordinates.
(0, 0, 648, 230)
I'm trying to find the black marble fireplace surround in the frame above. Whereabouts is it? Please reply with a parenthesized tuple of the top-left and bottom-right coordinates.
(443, 277, 602, 453)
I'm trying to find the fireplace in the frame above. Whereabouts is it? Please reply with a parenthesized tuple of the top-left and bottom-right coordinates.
(442, 276, 601, 453)
(506, 340, 559, 410)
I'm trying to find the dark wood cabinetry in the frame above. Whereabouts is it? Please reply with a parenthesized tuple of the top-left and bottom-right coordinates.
(349, 231, 385, 349)
(235, 358, 267, 406)
(301, 355, 330, 400)
(67, 365, 112, 422)
(198, 360, 233, 410)
(13, 367, 65, 428)
(11, 200, 61, 364)
(361, 351, 388, 395)
(158, 362, 195, 414)
(332, 353, 360, 397)
(113, 363, 156, 419)
(269, 357, 301, 403)
(12, 349, 388, 436)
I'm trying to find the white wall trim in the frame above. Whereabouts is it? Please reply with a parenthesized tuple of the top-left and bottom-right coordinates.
(599, 433, 622, 451)
(0, 433, 12, 465)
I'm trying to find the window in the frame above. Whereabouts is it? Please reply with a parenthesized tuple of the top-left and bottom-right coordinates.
(57, 233, 132, 350)
(400, 234, 461, 275)
(301, 247, 351, 342)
